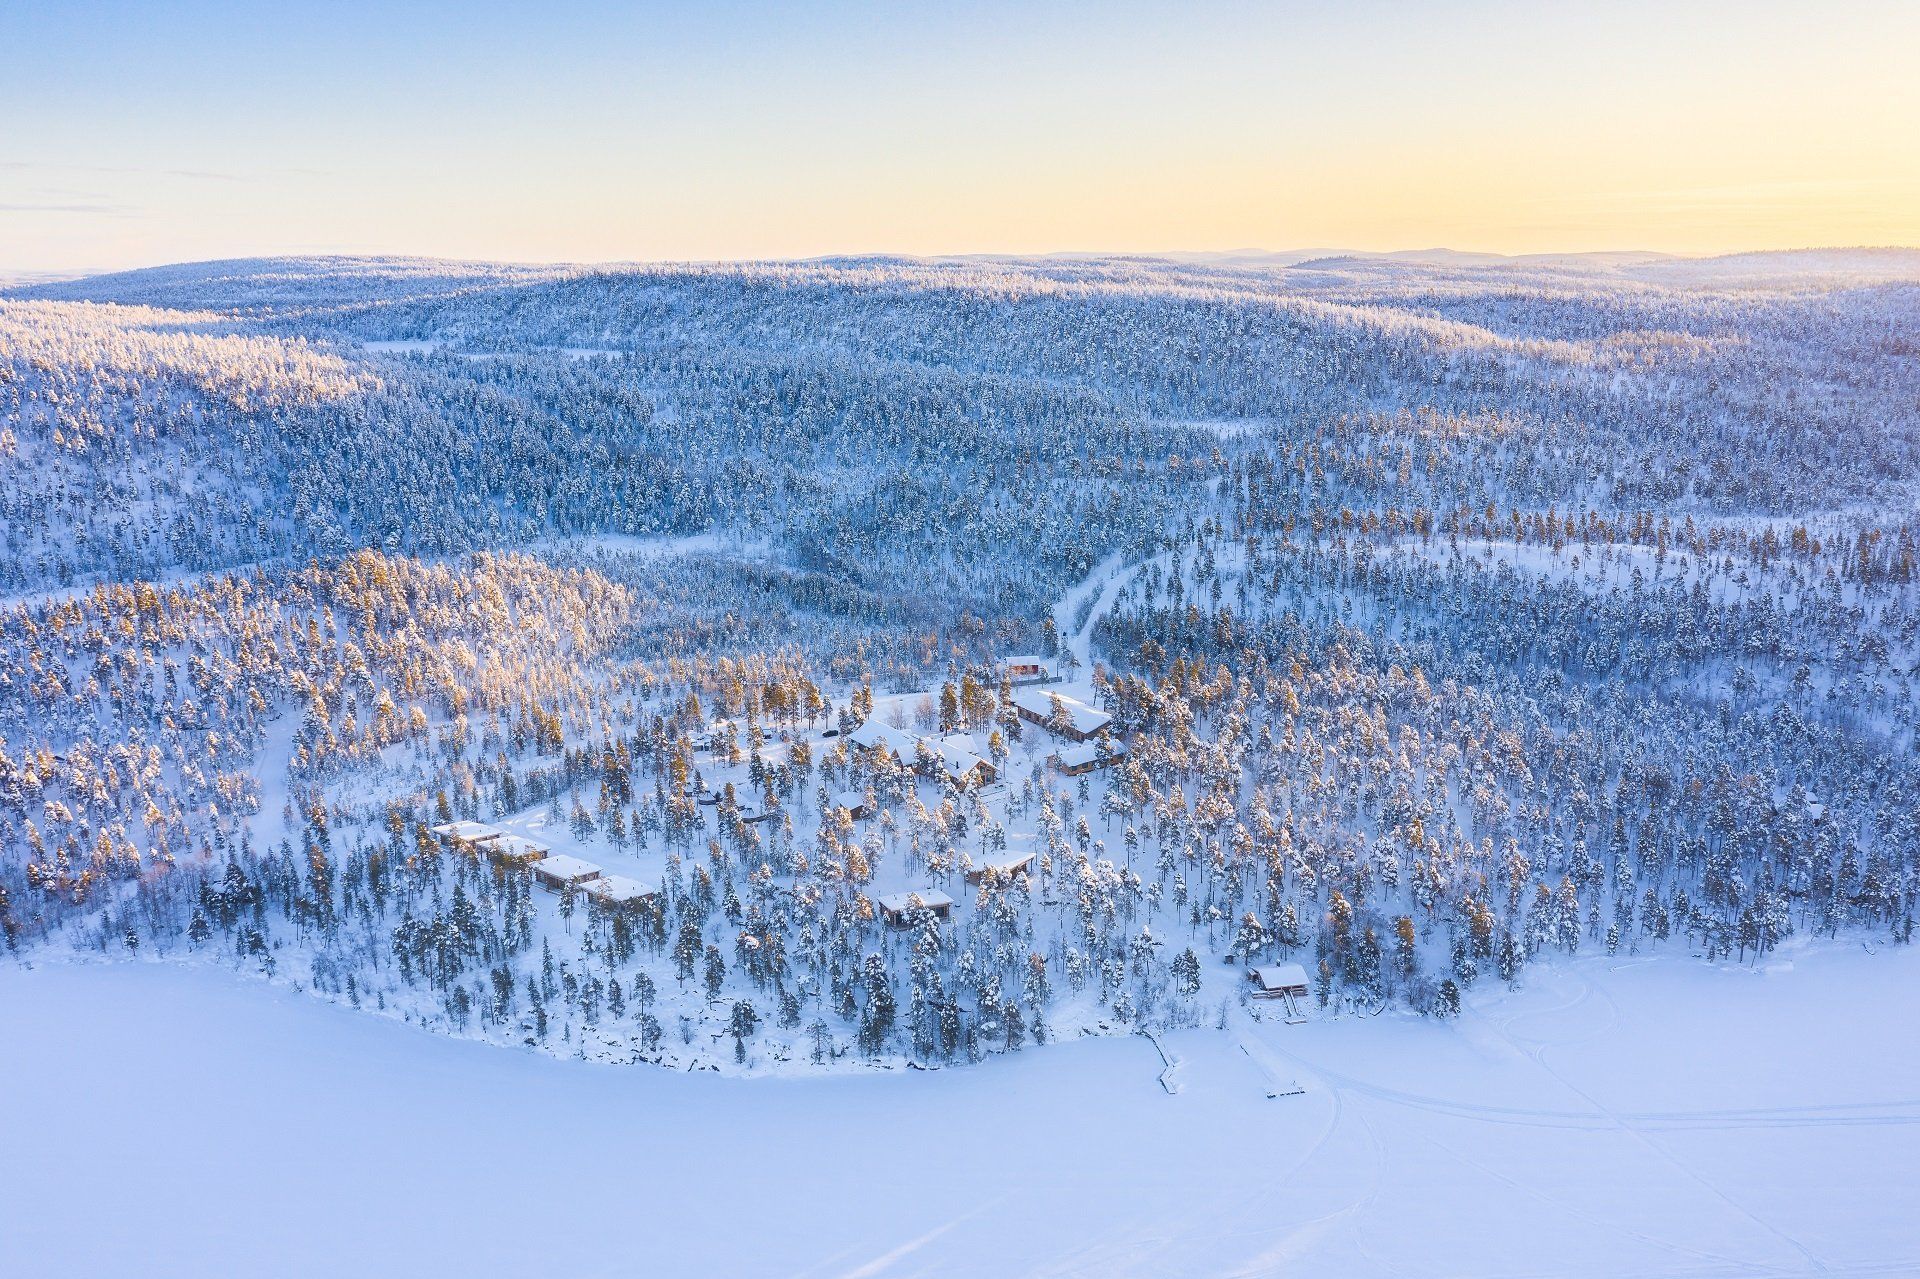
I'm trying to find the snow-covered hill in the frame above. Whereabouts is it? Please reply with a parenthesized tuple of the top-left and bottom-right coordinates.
(1, 251, 1917, 1092)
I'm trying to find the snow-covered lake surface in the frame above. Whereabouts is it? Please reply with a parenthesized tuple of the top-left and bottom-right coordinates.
(6, 941, 1917, 1278)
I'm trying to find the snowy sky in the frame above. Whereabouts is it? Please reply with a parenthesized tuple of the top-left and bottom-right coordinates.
(4, 0, 1917, 272)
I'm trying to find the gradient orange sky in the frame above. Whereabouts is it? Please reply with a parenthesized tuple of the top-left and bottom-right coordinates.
(4, 0, 1916, 272)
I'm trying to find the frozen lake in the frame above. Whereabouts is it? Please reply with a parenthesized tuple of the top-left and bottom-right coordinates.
(4, 941, 1917, 1277)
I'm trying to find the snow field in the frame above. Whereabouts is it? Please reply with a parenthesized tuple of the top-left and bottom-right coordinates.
(5, 937, 1915, 1278)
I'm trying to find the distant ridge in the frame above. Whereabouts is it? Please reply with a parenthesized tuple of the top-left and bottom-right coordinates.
(1628, 247, 1920, 285)
(13, 246, 1920, 314)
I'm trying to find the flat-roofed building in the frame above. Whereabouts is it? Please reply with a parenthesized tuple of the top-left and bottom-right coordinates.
(965, 851, 1036, 885)
(584, 875, 658, 911)
(487, 834, 550, 866)
(1052, 741, 1128, 776)
(877, 889, 954, 928)
(530, 853, 602, 893)
(429, 820, 501, 846)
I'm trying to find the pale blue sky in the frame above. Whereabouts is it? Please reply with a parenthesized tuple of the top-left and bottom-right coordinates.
(5, 0, 1916, 272)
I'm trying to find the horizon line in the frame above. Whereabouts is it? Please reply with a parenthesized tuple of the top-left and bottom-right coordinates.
(11, 242, 1920, 284)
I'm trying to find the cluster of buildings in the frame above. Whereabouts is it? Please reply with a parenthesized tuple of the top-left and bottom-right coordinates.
(424, 656, 1125, 936)
(427, 822, 658, 909)
(843, 678, 1126, 796)
(1007, 687, 1127, 775)
(846, 721, 998, 790)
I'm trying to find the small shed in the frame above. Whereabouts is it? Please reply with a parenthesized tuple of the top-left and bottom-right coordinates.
(965, 852, 1036, 885)
(584, 875, 658, 911)
(733, 799, 779, 825)
(531, 854, 603, 893)
(877, 889, 955, 928)
(830, 789, 873, 821)
(487, 834, 550, 866)
(1248, 963, 1311, 999)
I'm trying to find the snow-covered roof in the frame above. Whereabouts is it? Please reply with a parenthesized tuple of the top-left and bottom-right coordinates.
(489, 834, 549, 860)
(1011, 689, 1111, 735)
(831, 788, 870, 813)
(851, 722, 989, 783)
(876, 889, 954, 914)
(1250, 964, 1310, 991)
(430, 821, 500, 842)
(533, 854, 601, 882)
(1055, 741, 1126, 769)
(976, 853, 1034, 878)
(1002, 654, 1052, 669)
(848, 720, 918, 757)
(584, 874, 656, 905)
(934, 733, 991, 782)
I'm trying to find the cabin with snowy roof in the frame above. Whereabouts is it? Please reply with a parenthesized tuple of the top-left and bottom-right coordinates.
(1011, 688, 1112, 742)
(1001, 654, 1055, 684)
(877, 889, 955, 928)
(584, 875, 657, 911)
(486, 834, 550, 866)
(430, 821, 502, 848)
(830, 789, 873, 821)
(530, 854, 602, 893)
(850, 720, 994, 789)
(1052, 741, 1127, 776)
(965, 851, 1035, 885)
(847, 719, 919, 763)
(1247, 964, 1310, 999)
(934, 732, 996, 789)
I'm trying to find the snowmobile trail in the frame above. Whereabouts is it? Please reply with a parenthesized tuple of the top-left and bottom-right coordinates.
(1467, 967, 1837, 1277)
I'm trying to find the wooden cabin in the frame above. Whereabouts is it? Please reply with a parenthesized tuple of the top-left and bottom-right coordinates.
(830, 789, 873, 821)
(584, 875, 658, 912)
(486, 834, 550, 866)
(530, 853, 603, 893)
(1052, 741, 1127, 776)
(965, 852, 1035, 885)
(1247, 964, 1310, 1000)
(429, 820, 502, 849)
(847, 719, 919, 763)
(934, 734, 996, 789)
(1002, 654, 1054, 684)
(851, 720, 995, 789)
(877, 890, 954, 928)
(1011, 689, 1112, 742)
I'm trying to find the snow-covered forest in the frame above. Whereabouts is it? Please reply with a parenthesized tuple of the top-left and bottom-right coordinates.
(4, 249, 1918, 1071)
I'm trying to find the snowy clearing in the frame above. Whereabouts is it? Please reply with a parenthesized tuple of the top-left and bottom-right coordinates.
(5, 940, 1916, 1278)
